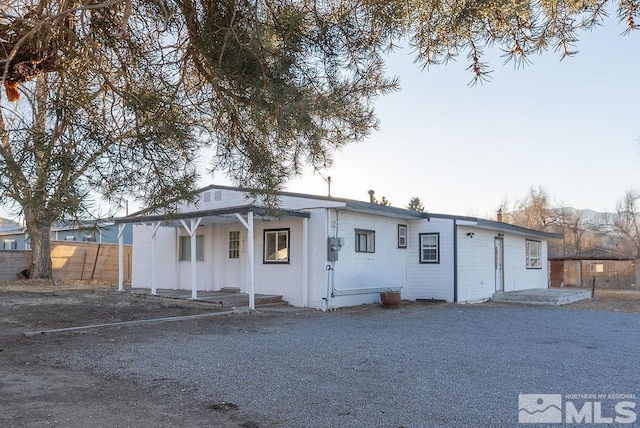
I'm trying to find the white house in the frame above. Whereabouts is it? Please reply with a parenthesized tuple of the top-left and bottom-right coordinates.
(116, 185, 560, 310)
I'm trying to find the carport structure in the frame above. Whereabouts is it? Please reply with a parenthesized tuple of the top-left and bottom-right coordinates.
(114, 205, 311, 310)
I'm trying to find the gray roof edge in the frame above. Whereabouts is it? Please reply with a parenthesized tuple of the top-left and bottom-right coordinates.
(130, 184, 558, 238)
(474, 218, 563, 239)
(114, 204, 311, 224)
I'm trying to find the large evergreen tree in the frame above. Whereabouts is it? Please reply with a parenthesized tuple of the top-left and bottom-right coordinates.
(1, 0, 638, 277)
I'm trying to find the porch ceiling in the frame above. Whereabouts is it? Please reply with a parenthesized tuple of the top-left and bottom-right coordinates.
(114, 204, 310, 227)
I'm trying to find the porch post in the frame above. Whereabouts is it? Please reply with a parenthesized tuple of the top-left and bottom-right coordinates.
(144, 221, 162, 295)
(118, 223, 125, 292)
(302, 217, 308, 307)
(235, 212, 255, 311)
(180, 218, 202, 300)
(248, 211, 255, 311)
(190, 220, 197, 299)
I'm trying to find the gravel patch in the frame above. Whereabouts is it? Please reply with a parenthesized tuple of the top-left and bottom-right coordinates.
(45, 303, 640, 427)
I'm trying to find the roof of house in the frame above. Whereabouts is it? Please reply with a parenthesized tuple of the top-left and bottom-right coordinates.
(115, 204, 310, 226)
(0, 219, 117, 236)
(119, 184, 561, 240)
(550, 247, 635, 261)
(0, 217, 21, 233)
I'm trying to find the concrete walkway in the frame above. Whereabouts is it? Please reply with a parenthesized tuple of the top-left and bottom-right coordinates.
(129, 288, 285, 309)
(492, 287, 591, 305)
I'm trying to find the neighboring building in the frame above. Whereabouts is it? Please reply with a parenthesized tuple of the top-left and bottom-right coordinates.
(550, 248, 636, 290)
(0, 219, 132, 250)
(118, 185, 560, 309)
(0, 217, 22, 250)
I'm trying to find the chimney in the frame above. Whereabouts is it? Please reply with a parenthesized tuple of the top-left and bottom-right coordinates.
(368, 190, 375, 203)
(497, 208, 503, 222)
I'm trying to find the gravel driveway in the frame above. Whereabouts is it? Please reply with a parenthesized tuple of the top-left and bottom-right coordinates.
(44, 302, 640, 427)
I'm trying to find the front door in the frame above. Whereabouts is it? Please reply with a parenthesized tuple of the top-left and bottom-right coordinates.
(224, 229, 242, 288)
(495, 238, 504, 292)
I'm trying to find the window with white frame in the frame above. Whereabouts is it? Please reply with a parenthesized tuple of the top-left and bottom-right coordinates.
(419, 233, 439, 263)
(178, 234, 205, 261)
(228, 231, 240, 259)
(264, 229, 290, 263)
(3, 239, 17, 250)
(355, 229, 375, 253)
(398, 225, 407, 248)
(526, 240, 541, 268)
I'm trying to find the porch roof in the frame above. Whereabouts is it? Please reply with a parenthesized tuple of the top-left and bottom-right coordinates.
(114, 204, 310, 227)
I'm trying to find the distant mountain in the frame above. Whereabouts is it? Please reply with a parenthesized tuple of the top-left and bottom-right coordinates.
(558, 207, 616, 226)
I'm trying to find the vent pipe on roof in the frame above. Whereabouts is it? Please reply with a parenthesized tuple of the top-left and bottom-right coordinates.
(368, 190, 375, 203)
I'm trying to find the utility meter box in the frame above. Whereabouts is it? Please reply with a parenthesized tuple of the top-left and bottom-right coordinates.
(327, 237, 345, 261)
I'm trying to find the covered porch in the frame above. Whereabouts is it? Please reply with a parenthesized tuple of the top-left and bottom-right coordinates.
(128, 287, 286, 308)
(114, 204, 311, 310)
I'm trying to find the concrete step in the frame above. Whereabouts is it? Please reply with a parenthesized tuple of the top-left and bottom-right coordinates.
(492, 288, 591, 306)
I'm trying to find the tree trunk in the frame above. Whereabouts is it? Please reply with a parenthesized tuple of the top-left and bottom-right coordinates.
(24, 209, 54, 279)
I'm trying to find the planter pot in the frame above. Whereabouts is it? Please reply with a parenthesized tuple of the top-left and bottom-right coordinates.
(380, 291, 401, 309)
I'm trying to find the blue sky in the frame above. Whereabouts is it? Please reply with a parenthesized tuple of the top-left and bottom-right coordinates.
(242, 14, 640, 218)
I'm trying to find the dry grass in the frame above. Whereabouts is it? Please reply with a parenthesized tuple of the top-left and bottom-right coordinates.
(564, 288, 640, 314)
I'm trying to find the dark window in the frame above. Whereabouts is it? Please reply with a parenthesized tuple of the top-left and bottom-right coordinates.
(355, 229, 375, 253)
(264, 229, 290, 263)
(419, 233, 439, 263)
(526, 240, 541, 269)
(398, 225, 407, 248)
(179, 235, 205, 261)
(228, 231, 240, 259)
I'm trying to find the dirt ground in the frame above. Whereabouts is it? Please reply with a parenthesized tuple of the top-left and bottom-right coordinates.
(1, 281, 638, 427)
(0, 280, 261, 427)
(560, 287, 640, 313)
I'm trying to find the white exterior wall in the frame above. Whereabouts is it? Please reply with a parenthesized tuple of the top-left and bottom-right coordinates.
(179, 188, 251, 212)
(250, 217, 304, 306)
(305, 209, 330, 309)
(502, 236, 549, 292)
(175, 224, 212, 290)
(327, 211, 408, 308)
(456, 225, 550, 302)
(456, 226, 498, 302)
(404, 217, 455, 302)
(177, 188, 346, 213)
(130, 187, 553, 309)
(132, 225, 177, 289)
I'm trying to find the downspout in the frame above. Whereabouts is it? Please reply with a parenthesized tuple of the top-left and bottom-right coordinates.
(302, 217, 309, 307)
(323, 209, 333, 311)
(453, 219, 458, 303)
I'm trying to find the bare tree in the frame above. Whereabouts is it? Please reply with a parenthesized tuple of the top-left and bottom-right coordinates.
(612, 189, 640, 258)
(503, 187, 557, 230)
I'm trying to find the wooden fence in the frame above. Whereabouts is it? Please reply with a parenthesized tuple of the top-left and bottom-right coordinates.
(0, 250, 32, 280)
(0, 242, 132, 282)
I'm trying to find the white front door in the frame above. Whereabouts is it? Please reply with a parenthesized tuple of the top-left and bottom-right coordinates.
(495, 238, 504, 292)
(223, 229, 242, 288)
